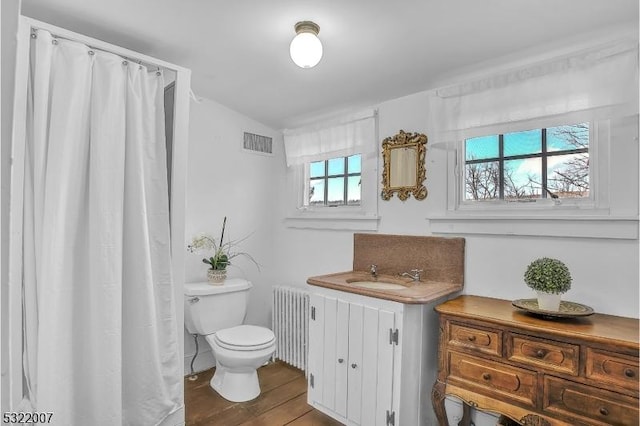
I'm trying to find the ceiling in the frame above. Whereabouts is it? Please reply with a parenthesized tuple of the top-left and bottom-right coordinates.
(21, 1, 639, 129)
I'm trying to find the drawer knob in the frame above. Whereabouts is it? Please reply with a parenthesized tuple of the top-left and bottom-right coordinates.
(482, 373, 491, 380)
(535, 349, 546, 358)
(351, 363, 357, 369)
(599, 407, 609, 416)
(338, 358, 344, 364)
(624, 368, 635, 378)
(467, 335, 476, 342)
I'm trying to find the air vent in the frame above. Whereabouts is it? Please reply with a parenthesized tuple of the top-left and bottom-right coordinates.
(243, 132, 273, 155)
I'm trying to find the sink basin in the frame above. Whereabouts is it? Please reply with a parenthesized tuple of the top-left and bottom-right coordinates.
(350, 281, 409, 290)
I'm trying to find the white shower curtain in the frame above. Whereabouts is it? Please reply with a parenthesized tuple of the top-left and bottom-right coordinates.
(22, 29, 181, 425)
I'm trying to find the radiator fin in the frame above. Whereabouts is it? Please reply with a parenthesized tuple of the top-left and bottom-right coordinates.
(272, 286, 309, 373)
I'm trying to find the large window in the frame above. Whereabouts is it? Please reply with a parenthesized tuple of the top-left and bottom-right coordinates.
(308, 154, 361, 206)
(464, 123, 589, 202)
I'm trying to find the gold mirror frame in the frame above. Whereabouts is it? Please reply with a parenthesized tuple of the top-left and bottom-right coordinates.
(381, 130, 428, 201)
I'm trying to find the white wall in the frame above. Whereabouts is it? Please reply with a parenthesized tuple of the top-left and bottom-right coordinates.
(183, 32, 638, 424)
(380, 91, 639, 317)
(272, 51, 638, 426)
(1, 0, 22, 412)
(183, 97, 283, 373)
(274, 80, 639, 317)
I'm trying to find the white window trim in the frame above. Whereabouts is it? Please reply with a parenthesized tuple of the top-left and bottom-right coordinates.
(284, 151, 379, 231)
(428, 215, 638, 240)
(455, 121, 603, 211)
(303, 155, 362, 208)
(430, 119, 638, 239)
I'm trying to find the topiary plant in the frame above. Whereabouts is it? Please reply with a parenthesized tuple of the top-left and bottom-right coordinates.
(524, 257, 572, 294)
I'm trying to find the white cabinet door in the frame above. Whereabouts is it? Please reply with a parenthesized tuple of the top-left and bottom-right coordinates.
(359, 306, 395, 426)
(346, 303, 364, 424)
(322, 297, 337, 411)
(308, 292, 397, 426)
(375, 309, 395, 426)
(335, 300, 349, 417)
(361, 305, 380, 426)
(308, 293, 324, 404)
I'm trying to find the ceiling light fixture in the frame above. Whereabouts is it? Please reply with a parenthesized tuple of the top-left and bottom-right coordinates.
(289, 21, 323, 68)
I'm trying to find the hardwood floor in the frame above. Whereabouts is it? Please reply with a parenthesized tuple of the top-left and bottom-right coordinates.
(185, 361, 343, 426)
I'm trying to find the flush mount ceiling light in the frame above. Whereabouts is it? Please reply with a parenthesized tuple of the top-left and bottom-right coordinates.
(289, 21, 323, 68)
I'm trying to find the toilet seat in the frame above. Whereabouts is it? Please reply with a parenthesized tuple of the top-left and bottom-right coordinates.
(213, 325, 275, 351)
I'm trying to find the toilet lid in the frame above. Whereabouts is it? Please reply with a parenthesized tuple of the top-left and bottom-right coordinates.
(214, 325, 275, 351)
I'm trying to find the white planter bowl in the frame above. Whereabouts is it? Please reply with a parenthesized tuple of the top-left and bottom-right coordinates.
(536, 291, 561, 311)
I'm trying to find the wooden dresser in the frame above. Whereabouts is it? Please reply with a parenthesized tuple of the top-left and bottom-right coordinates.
(432, 296, 639, 426)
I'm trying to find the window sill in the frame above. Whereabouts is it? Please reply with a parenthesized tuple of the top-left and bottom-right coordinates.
(284, 213, 380, 231)
(428, 214, 638, 239)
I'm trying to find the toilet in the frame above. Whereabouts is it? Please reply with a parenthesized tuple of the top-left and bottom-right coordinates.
(184, 279, 276, 402)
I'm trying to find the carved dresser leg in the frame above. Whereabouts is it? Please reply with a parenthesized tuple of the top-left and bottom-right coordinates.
(458, 403, 472, 426)
(431, 380, 449, 426)
(519, 414, 551, 426)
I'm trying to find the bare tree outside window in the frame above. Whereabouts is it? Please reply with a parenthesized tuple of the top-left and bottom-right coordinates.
(464, 124, 589, 202)
(465, 161, 499, 200)
(546, 124, 589, 198)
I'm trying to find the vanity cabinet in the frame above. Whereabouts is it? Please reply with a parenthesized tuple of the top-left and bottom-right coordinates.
(307, 285, 441, 426)
(432, 296, 639, 426)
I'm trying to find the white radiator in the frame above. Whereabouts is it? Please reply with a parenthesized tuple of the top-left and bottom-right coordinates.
(272, 285, 309, 372)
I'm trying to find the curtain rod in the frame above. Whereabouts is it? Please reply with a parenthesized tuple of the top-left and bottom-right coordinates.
(23, 17, 186, 74)
(30, 28, 165, 73)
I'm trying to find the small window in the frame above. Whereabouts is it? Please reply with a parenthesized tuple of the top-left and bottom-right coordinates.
(308, 154, 361, 206)
(464, 123, 589, 202)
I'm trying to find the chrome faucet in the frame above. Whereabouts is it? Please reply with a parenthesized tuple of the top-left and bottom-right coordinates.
(401, 269, 423, 282)
(370, 264, 377, 277)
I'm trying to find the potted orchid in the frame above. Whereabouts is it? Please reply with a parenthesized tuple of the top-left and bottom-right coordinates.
(188, 217, 259, 284)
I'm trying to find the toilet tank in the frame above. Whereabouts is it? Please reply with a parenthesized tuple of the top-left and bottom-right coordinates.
(184, 278, 252, 335)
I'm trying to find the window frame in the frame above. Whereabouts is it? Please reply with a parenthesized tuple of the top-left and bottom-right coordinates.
(431, 117, 637, 240)
(307, 154, 362, 207)
(284, 151, 379, 231)
(457, 122, 598, 211)
(463, 125, 591, 203)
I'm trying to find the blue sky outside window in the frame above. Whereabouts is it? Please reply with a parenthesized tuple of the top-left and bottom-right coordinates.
(309, 154, 362, 205)
(504, 129, 541, 156)
(465, 135, 498, 161)
(310, 161, 325, 178)
(465, 124, 589, 201)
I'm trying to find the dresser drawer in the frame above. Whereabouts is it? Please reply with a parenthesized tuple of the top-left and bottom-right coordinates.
(507, 333, 578, 376)
(448, 322, 501, 357)
(448, 351, 536, 407)
(586, 348, 639, 394)
(544, 376, 639, 425)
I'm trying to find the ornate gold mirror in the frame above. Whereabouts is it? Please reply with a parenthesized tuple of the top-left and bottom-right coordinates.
(381, 130, 427, 201)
